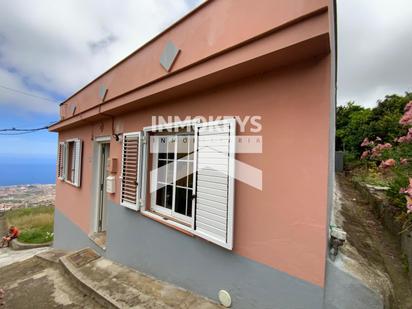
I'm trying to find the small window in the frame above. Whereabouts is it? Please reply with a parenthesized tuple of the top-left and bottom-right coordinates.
(64, 139, 82, 187)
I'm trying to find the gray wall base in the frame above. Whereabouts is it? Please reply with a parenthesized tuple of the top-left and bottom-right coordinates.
(54, 204, 323, 309)
(323, 259, 383, 309)
(53, 209, 105, 256)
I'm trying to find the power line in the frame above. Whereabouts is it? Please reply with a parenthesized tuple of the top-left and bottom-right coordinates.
(0, 123, 56, 135)
(0, 84, 58, 102)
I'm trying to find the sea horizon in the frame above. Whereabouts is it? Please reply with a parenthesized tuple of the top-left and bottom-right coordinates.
(0, 162, 56, 186)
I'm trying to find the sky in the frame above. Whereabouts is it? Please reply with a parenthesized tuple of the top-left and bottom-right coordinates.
(337, 0, 412, 107)
(0, 0, 411, 164)
(0, 0, 202, 164)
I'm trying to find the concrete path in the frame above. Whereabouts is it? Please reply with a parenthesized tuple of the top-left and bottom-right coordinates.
(60, 248, 221, 309)
(0, 246, 50, 268)
(0, 248, 221, 308)
(0, 255, 104, 308)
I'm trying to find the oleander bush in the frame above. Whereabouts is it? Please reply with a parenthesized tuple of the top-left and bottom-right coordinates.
(338, 92, 412, 223)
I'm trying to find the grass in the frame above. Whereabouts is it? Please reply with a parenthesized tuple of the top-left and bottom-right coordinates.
(351, 165, 391, 187)
(5, 206, 54, 244)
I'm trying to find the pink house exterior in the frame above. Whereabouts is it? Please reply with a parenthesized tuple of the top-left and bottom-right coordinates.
(49, 1, 344, 308)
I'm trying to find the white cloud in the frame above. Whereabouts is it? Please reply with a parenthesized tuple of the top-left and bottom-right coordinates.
(0, 0, 202, 115)
(337, 0, 412, 107)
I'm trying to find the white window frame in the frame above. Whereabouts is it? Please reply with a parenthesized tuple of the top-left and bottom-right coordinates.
(150, 133, 195, 224)
(141, 119, 200, 232)
(63, 138, 82, 187)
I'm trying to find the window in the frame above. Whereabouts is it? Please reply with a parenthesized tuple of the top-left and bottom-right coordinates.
(151, 131, 195, 224)
(120, 119, 236, 249)
(57, 139, 82, 187)
(143, 119, 237, 249)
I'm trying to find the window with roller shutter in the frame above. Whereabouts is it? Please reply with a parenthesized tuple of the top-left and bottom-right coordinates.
(120, 132, 142, 210)
(140, 118, 236, 250)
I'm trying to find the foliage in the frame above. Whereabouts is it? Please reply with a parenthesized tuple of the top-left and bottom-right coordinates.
(336, 93, 412, 154)
(355, 96, 412, 217)
(336, 102, 372, 153)
(5, 206, 54, 244)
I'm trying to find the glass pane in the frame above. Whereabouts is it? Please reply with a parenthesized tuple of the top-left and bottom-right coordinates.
(158, 137, 167, 159)
(167, 136, 175, 160)
(166, 161, 174, 184)
(188, 136, 195, 160)
(175, 187, 187, 215)
(176, 161, 188, 187)
(157, 160, 166, 183)
(165, 185, 173, 209)
(156, 186, 165, 207)
(188, 161, 194, 188)
(177, 136, 189, 159)
(187, 189, 193, 217)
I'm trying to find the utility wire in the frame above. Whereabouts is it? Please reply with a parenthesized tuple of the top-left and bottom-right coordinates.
(0, 121, 57, 135)
(0, 84, 58, 102)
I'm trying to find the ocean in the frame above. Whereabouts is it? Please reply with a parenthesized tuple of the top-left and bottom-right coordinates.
(0, 163, 56, 186)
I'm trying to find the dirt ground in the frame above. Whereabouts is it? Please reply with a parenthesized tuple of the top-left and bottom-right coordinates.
(0, 256, 104, 308)
(337, 174, 412, 309)
(0, 214, 103, 308)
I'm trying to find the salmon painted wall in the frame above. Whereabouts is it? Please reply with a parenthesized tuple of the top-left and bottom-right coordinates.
(56, 54, 331, 287)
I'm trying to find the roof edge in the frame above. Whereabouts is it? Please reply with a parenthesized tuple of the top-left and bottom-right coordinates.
(59, 0, 210, 106)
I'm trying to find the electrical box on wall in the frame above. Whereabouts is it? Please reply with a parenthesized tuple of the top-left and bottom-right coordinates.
(106, 176, 115, 194)
(107, 158, 117, 173)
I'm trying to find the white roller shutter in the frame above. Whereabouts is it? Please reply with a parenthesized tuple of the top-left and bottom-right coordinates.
(73, 139, 82, 187)
(57, 142, 66, 180)
(120, 132, 142, 211)
(194, 119, 236, 250)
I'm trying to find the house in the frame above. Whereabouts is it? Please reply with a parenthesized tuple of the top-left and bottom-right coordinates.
(49, 0, 340, 308)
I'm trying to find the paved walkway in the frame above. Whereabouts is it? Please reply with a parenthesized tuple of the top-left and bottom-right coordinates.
(0, 246, 50, 268)
(0, 255, 104, 308)
(61, 248, 221, 308)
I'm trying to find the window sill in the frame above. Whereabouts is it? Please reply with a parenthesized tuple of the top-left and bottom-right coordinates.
(63, 180, 80, 188)
(141, 210, 194, 237)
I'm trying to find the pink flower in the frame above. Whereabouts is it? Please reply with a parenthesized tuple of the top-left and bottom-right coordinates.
(400, 158, 408, 165)
(370, 143, 392, 158)
(379, 158, 396, 169)
(361, 138, 371, 147)
(360, 150, 370, 159)
(381, 143, 392, 149)
(398, 129, 412, 143)
(407, 202, 412, 214)
(400, 178, 412, 199)
(400, 101, 412, 126)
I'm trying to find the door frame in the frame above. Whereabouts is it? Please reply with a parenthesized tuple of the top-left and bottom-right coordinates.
(92, 136, 111, 233)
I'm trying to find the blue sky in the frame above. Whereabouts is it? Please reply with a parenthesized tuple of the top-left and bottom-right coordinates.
(0, 0, 411, 165)
(0, 0, 202, 164)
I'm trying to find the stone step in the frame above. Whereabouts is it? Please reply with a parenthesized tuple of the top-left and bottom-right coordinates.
(57, 248, 221, 309)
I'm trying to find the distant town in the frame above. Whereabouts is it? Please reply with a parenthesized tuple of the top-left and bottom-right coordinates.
(0, 184, 55, 210)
